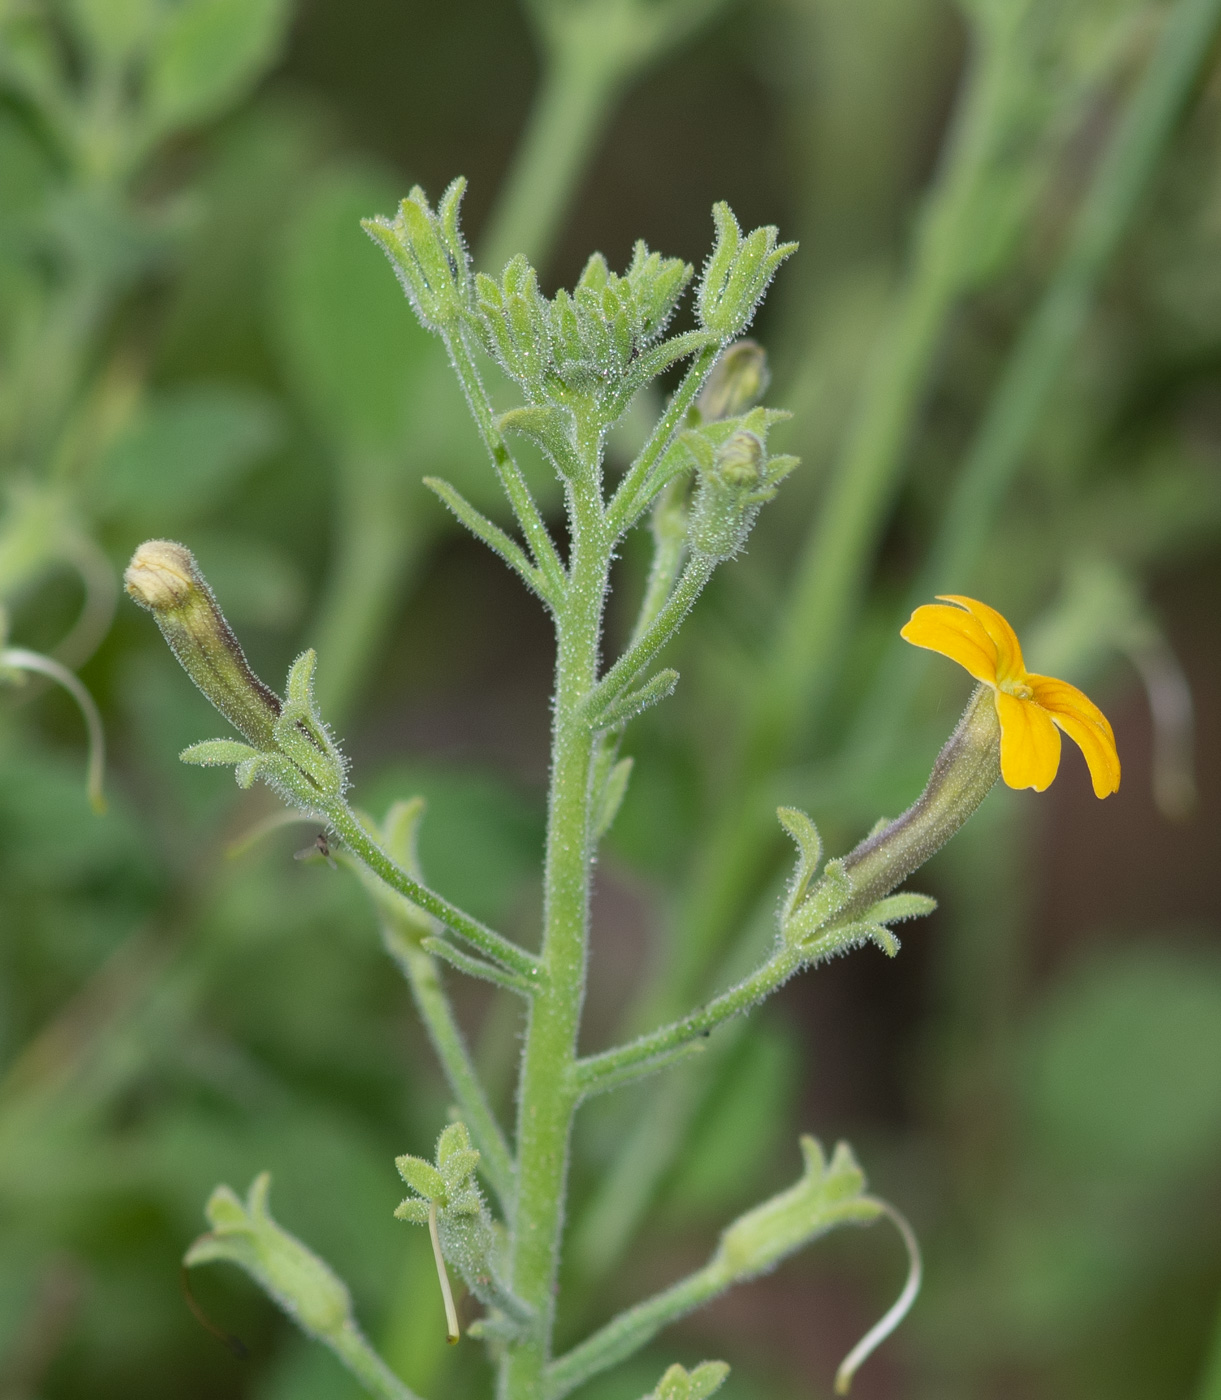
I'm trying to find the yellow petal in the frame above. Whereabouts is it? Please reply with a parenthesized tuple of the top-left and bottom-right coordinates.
(1028, 674, 1121, 798)
(936, 595, 1026, 685)
(900, 603, 999, 685)
(995, 690, 1061, 791)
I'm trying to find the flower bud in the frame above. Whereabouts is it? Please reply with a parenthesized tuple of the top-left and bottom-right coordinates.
(696, 340, 769, 422)
(688, 430, 767, 560)
(713, 1136, 879, 1282)
(185, 1173, 353, 1340)
(125, 540, 280, 750)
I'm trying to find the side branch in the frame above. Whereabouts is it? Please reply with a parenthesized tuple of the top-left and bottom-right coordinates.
(443, 331, 567, 597)
(584, 554, 715, 726)
(608, 341, 721, 533)
(379, 916, 516, 1213)
(326, 801, 542, 982)
(573, 948, 798, 1096)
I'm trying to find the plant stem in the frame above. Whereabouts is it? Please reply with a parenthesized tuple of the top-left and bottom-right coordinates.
(480, 37, 622, 275)
(610, 343, 720, 533)
(380, 919, 516, 1215)
(444, 331, 567, 596)
(326, 801, 541, 980)
(586, 553, 714, 719)
(329, 1321, 422, 1400)
(500, 490, 610, 1400)
(545, 1258, 730, 1400)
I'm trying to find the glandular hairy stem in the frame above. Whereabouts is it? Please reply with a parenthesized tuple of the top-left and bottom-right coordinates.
(502, 501, 610, 1400)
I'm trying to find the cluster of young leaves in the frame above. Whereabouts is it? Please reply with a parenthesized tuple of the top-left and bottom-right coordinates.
(364, 181, 795, 516)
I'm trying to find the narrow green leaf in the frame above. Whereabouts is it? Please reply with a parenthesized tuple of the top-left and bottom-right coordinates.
(593, 757, 633, 841)
(424, 477, 548, 600)
(595, 669, 679, 730)
(867, 892, 937, 925)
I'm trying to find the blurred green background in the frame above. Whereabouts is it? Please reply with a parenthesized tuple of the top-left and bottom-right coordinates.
(1, 0, 1220, 1397)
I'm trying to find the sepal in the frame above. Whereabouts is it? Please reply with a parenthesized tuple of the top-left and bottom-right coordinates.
(184, 1173, 354, 1342)
(394, 1123, 533, 1335)
(714, 1136, 879, 1280)
(646, 1360, 731, 1400)
(782, 858, 854, 947)
(866, 892, 937, 924)
(476, 258, 553, 398)
(777, 806, 822, 921)
(684, 408, 797, 560)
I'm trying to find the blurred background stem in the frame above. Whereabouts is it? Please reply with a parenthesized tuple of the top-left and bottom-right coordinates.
(479, 30, 622, 275)
(851, 0, 1221, 754)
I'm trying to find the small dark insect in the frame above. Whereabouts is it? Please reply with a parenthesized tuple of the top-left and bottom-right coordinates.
(294, 831, 337, 870)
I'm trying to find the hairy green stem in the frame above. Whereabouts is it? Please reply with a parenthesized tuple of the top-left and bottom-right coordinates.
(329, 1322, 422, 1400)
(325, 801, 540, 981)
(380, 917, 516, 1214)
(444, 330, 567, 596)
(546, 1259, 730, 1400)
(586, 553, 714, 720)
(610, 342, 720, 533)
(501, 487, 611, 1400)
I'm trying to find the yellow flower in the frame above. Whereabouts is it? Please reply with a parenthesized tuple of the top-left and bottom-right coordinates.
(900, 594, 1120, 798)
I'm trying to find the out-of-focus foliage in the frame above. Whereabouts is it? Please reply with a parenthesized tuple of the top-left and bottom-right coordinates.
(0, 0, 1219, 1396)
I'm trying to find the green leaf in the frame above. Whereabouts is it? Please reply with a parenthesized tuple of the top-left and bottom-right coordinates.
(276, 166, 436, 454)
(593, 757, 633, 841)
(595, 669, 679, 730)
(145, 0, 292, 134)
(1020, 945, 1221, 1183)
(394, 1155, 446, 1202)
(68, 0, 158, 64)
(93, 386, 280, 528)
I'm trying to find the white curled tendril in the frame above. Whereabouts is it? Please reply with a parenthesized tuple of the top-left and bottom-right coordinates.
(1, 647, 106, 814)
(834, 1198, 922, 1395)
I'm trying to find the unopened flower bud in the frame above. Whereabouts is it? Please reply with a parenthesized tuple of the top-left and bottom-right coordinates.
(125, 539, 280, 750)
(697, 340, 769, 422)
(688, 430, 767, 560)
